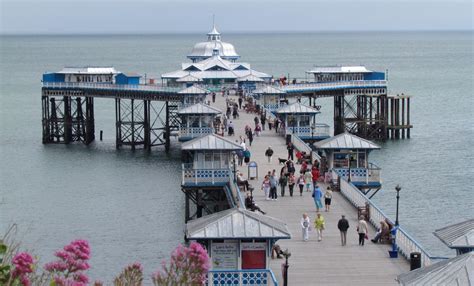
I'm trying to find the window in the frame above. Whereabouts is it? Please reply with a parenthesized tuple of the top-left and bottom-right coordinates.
(213, 153, 221, 169)
(204, 152, 213, 169)
(299, 115, 310, 127)
(358, 151, 366, 168)
(287, 115, 297, 127)
(190, 116, 200, 128)
(333, 152, 349, 168)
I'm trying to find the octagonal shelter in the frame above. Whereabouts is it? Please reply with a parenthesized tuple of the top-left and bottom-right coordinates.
(178, 103, 222, 142)
(276, 102, 330, 141)
(186, 208, 290, 285)
(314, 132, 381, 188)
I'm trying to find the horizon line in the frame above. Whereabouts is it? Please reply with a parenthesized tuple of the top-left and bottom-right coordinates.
(1, 28, 472, 36)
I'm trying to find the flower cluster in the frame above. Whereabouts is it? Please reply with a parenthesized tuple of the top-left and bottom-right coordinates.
(113, 262, 143, 286)
(11, 252, 35, 286)
(152, 242, 210, 285)
(44, 239, 91, 286)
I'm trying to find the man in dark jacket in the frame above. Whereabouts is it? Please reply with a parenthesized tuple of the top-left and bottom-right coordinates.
(265, 146, 274, 163)
(337, 215, 350, 246)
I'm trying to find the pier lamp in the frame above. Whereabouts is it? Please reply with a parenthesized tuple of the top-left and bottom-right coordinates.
(395, 185, 401, 226)
(232, 151, 237, 183)
(347, 151, 354, 182)
(310, 123, 315, 144)
(282, 249, 291, 286)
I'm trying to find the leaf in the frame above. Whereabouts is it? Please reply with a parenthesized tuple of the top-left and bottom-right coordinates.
(0, 244, 7, 255)
(50, 280, 57, 286)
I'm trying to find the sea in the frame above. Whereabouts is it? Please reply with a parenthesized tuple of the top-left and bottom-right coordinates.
(0, 31, 473, 282)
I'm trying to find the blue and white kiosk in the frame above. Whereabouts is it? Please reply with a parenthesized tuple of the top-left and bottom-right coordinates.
(179, 85, 209, 106)
(314, 132, 382, 192)
(276, 102, 330, 142)
(252, 86, 286, 112)
(178, 103, 222, 142)
(186, 208, 290, 285)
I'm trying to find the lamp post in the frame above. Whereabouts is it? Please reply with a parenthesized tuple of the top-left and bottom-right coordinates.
(395, 184, 401, 226)
(347, 151, 353, 182)
(310, 123, 315, 145)
(282, 249, 291, 286)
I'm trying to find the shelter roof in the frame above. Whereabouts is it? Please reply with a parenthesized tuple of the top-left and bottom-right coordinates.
(176, 74, 203, 82)
(178, 103, 222, 115)
(186, 208, 291, 240)
(314, 132, 381, 150)
(307, 66, 372, 74)
(434, 219, 474, 249)
(396, 252, 473, 286)
(181, 134, 242, 151)
(276, 102, 320, 114)
(237, 74, 265, 82)
(57, 66, 119, 74)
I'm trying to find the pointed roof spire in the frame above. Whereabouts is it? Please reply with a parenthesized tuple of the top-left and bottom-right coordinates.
(208, 15, 220, 36)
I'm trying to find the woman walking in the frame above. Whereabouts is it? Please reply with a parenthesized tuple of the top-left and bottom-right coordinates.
(301, 213, 311, 241)
(357, 216, 369, 246)
(261, 175, 271, 200)
(243, 148, 251, 165)
(298, 174, 305, 196)
(312, 185, 323, 212)
(288, 173, 296, 197)
(314, 213, 325, 241)
(279, 174, 287, 197)
(324, 187, 333, 212)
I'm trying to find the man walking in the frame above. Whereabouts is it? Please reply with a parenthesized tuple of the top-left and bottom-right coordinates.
(269, 169, 278, 200)
(287, 142, 294, 161)
(337, 215, 350, 246)
(265, 146, 274, 163)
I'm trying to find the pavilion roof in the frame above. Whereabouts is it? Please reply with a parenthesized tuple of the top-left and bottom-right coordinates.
(178, 103, 222, 115)
(434, 219, 474, 249)
(314, 132, 381, 150)
(276, 102, 320, 114)
(181, 134, 242, 151)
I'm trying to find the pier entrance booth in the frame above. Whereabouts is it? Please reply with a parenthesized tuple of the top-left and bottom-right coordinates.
(276, 102, 330, 142)
(186, 208, 290, 285)
(177, 103, 222, 142)
(237, 74, 265, 93)
(252, 86, 286, 112)
(181, 134, 243, 222)
(314, 132, 382, 194)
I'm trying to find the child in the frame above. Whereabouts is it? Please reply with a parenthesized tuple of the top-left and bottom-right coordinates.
(301, 213, 311, 241)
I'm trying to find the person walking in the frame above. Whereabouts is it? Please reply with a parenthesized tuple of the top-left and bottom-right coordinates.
(261, 175, 271, 200)
(269, 170, 278, 200)
(287, 142, 295, 160)
(357, 216, 369, 246)
(254, 116, 260, 128)
(238, 96, 243, 109)
(279, 174, 287, 197)
(301, 213, 311, 241)
(298, 174, 305, 196)
(268, 118, 273, 130)
(228, 121, 234, 136)
(288, 173, 296, 197)
(324, 187, 333, 212)
(275, 118, 280, 132)
(265, 146, 274, 163)
(337, 215, 350, 246)
(212, 92, 216, 103)
(247, 129, 254, 146)
(304, 169, 313, 192)
(311, 166, 320, 186)
(312, 185, 323, 212)
(243, 148, 251, 165)
(260, 113, 266, 130)
(236, 148, 244, 166)
(314, 213, 325, 241)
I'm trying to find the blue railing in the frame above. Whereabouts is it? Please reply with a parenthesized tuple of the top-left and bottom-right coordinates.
(43, 81, 182, 93)
(207, 269, 278, 286)
(336, 172, 448, 266)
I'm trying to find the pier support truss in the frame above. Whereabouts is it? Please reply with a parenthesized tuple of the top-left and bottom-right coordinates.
(42, 95, 95, 144)
(115, 99, 180, 151)
(182, 187, 231, 223)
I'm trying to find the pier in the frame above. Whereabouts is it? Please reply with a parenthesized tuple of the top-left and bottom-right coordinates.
(209, 92, 409, 285)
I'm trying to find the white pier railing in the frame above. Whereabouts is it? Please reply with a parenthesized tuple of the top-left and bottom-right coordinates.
(207, 269, 279, 286)
(336, 171, 446, 267)
(284, 124, 330, 139)
(43, 82, 184, 93)
(179, 127, 214, 139)
(280, 80, 387, 93)
(333, 163, 382, 185)
(182, 164, 231, 185)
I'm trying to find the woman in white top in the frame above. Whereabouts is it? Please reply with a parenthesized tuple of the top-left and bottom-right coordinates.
(357, 216, 369, 246)
(301, 213, 311, 241)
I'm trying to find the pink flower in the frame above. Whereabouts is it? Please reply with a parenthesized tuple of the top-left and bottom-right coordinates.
(12, 252, 35, 286)
(44, 239, 90, 284)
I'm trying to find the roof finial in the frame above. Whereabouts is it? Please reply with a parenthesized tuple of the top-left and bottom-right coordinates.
(213, 14, 215, 29)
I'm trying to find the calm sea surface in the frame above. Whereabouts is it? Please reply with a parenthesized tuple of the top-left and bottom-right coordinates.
(1, 32, 473, 281)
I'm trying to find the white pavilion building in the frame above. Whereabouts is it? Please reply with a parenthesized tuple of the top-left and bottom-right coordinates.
(162, 25, 271, 86)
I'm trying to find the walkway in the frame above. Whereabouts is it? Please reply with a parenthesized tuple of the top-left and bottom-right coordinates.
(210, 93, 408, 285)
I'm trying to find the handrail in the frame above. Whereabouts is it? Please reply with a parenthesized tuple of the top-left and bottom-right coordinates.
(280, 80, 387, 93)
(43, 82, 184, 93)
(207, 269, 279, 286)
(229, 171, 246, 209)
(336, 172, 447, 266)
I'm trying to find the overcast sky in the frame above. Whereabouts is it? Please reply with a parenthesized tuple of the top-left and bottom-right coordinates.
(0, 0, 472, 34)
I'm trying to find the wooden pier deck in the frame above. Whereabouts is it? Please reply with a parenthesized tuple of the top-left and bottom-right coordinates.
(210, 93, 409, 285)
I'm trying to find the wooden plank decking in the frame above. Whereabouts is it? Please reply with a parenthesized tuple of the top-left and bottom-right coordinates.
(210, 93, 409, 285)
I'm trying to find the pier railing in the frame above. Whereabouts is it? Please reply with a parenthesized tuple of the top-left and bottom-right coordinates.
(285, 124, 330, 139)
(207, 269, 278, 286)
(229, 171, 246, 209)
(182, 164, 231, 185)
(290, 134, 322, 163)
(179, 127, 214, 139)
(280, 80, 387, 93)
(43, 82, 183, 93)
(333, 163, 382, 185)
(336, 171, 444, 266)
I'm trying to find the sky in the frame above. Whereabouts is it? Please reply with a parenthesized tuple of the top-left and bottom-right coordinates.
(0, 0, 472, 34)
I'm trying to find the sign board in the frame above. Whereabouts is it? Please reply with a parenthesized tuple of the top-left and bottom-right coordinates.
(211, 242, 238, 270)
(248, 161, 258, 180)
